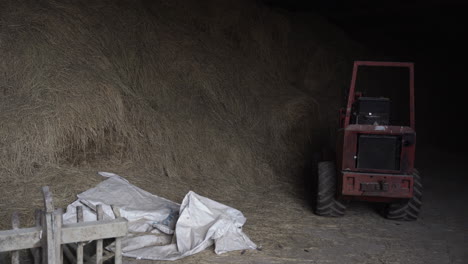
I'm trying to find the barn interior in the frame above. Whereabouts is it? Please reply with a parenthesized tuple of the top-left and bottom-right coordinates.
(1, 0, 467, 263)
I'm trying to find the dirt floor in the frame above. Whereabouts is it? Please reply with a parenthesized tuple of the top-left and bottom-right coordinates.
(0, 148, 466, 264)
(121, 146, 467, 264)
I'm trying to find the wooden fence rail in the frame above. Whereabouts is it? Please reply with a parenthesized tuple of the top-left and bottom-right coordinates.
(0, 186, 128, 264)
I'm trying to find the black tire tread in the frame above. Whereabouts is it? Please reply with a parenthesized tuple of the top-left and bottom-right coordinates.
(386, 170, 423, 221)
(315, 161, 346, 217)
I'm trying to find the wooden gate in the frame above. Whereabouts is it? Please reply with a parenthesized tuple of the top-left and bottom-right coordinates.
(0, 186, 128, 264)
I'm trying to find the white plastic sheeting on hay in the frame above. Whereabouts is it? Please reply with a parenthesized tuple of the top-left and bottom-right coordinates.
(62, 172, 257, 260)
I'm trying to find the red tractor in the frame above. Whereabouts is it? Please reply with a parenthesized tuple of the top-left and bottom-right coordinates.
(315, 61, 422, 220)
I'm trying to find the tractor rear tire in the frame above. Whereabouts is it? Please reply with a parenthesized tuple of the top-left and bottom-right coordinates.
(315, 161, 346, 217)
(385, 170, 422, 221)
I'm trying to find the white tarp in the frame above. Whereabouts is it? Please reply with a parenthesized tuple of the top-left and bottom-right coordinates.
(62, 172, 257, 260)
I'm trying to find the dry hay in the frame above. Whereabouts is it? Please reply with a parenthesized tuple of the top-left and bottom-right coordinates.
(0, 0, 359, 230)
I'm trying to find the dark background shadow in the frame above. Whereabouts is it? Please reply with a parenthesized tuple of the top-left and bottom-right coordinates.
(265, 0, 468, 153)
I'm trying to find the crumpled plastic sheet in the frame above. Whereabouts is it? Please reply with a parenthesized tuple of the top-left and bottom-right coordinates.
(62, 172, 257, 260)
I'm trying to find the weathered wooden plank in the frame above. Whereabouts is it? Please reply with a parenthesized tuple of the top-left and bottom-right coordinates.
(42, 186, 57, 264)
(31, 210, 42, 264)
(42, 186, 54, 213)
(96, 205, 103, 264)
(67, 243, 91, 262)
(54, 209, 63, 264)
(86, 251, 115, 264)
(60, 213, 64, 264)
(63, 244, 77, 264)
(115, 237, 122, 264)
(11, 212, 20, 264)
(101, 252, 115, 263)
(44, 213, 56, 264)
(111, 205, 121, 218)
(112, 202, 124, 264)
(42, 211, 48, 264)
(0, 227, 42, 252)
(77, 206, 84, 264)
(61, 218, 127, 244)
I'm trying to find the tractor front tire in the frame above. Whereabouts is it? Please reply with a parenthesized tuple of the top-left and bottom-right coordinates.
(385, 170, 423, 221)
(315, 161, 346, 217)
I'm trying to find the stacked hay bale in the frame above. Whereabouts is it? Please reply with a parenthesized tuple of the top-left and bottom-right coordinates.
(0, 0, 358, 228)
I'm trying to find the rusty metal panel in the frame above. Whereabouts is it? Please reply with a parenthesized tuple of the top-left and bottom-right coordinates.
(341, 171, 413, 198)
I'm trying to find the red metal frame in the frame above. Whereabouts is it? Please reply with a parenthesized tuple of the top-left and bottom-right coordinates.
(338, 61, 416, 202)
(344, 61, 415, 129)
(341, 172, 413, 198)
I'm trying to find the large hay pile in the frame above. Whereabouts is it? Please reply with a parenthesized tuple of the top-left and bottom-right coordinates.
(0, 0, 357, 229)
